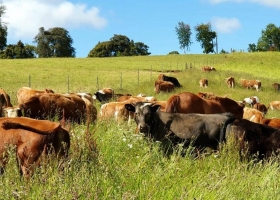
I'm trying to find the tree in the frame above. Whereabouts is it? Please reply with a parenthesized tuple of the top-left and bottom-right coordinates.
(88, 34, 150, 57)
(0, 40, 36, 59)
(34, 27, 75, 58)
(175, 22, 192, 53)
(248, 43, 257, 52)
(194, 23, 217, 54)
(257, 23, 280, 51)
(0, 2, 7, 51)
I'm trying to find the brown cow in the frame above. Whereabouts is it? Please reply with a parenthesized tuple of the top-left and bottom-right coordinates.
(0, 117, 70, 178)
(240, 79, 261, 91)
(199, 78, 208, 88)
(243, 107, 264, 124)
(268, 101, 280, 110)
(272, 83, 280, 92)
(93, 88, 132, 103)
(197, 92, 216, 99)
(19, 93, 85, 124)
(0, 88, 13, 107)
(253, 103, 268, 115)
(201, 66, 216, 71)
(154, 80, 175, 93)
(157, 74, 181, 87)
(17, 87, 55, 105)
(165, 92, 244, 119)
(262, 118, 280, 129)
(225, 76, 235, 88)
(117, 95, 157, 102)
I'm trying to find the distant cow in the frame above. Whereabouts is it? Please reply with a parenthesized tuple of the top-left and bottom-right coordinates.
(225, 76, 235, 88)
(93, 88, 132, 103)
(253, 103, 268, 115)
(0, 117, 70, 178)
(240, 79, 261, 91)
(125, 102, 236, 154)
(17, 87, 55, 105)
(157, 74, 181, 87)
(19, 93, 85, 124)
(268, 101, 280, 110)
(199, 78, 208, 88)
(272, 83, 280, 92)
(154, 80, 175, 93)
(243, 96, 260, 107)
(202, 66, 216, 72)
(165, 92, 244, 119)
(243, 107, 264, 124)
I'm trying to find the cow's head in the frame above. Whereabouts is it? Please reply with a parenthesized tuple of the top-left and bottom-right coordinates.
(125, 102, 161, 135)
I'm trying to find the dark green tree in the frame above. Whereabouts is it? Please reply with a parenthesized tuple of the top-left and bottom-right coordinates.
(175, 22, 192, 53)
(88, 35, 150, 57)
(248, 43, 257, 52)
(0, 40, 36, 59)
(194, 23, 216, 54)
(0, 2, 7, 51)
(257, 23, 280, 51)
(34, 27, 75, 58)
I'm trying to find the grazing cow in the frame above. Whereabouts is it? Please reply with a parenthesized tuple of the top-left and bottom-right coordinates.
(154, 80, 175, 93)
(225, 76, 235, 88)
(262, 118, 280, 129)
(243, 107, 264, 124)
(199, 78, 208, 88)
(100, 101, 134, 123)
(253, 103, 268, 115)
(268, 101, 280, 110)
(19, 93, 85, 124)
(272, 83, 280, 92)
(17, 87, 55, 105)
(226, 118, 280, 160)
(0, 88, 13, 107)
(201, 66, 216, 71)
(157, 74, 182, 87)
(165, 92, 244, 119)
(240, 79, 261, 91)
(93, 88, 132, 103)
(0, 117, 70, 178)
(125, 102, 236, 154)
(243, 96, 259, 107)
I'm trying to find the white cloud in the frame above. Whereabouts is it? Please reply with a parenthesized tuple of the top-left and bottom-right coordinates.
(212, 17, 241, 33)
(2, 0, 107, 39)
(208, 0, 280, 8)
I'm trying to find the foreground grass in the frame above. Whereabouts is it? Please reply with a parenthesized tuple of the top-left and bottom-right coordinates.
(1, 52, 280, 199)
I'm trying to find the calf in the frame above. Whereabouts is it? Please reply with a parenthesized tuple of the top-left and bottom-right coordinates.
(253, 103, 268, 115)
(225, 76, 235, 88)
(201, 66, 216, 71)
(272, 83, 280, 92)
(157, 74, 181, 87)
(199, 78, 208, 88)
(268, 101, 280, 110)
(243, 107, 264, 124)
(0, 117, 70, 178)
(154, 80, 175, 93)
(240, 79, 261, 91)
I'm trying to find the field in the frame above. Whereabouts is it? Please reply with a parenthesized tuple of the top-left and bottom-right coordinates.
(1, 52, 280, 199)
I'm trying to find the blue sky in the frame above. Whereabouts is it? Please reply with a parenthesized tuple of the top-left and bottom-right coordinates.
(2, 0, 280, 57)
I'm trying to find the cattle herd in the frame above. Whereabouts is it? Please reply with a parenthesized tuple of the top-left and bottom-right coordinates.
(1, 69, 280, 178)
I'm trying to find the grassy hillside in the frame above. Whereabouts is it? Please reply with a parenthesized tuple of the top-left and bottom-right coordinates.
(1, 52, 280, 199)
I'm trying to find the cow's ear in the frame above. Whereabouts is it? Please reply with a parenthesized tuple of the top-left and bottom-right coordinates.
(125, 104, 135, 112)
(151, 105, 161, 112)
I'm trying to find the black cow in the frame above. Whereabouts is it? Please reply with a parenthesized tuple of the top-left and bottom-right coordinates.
(94, 88, 131, 103)
(158, 74, 182, 87)
(125, 102, 236, 155)
(226, 118, 280, 160)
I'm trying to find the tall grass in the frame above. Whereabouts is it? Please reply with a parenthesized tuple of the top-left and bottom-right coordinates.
(1, 52, 280, 199)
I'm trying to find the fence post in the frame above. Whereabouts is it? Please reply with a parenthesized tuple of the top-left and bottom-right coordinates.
(28, 75, 31, 87)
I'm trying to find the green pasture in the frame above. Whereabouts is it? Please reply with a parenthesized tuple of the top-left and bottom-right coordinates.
(1, 52, 280, 199)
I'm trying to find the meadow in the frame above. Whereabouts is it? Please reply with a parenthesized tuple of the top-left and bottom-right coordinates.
(1, 52, 280, 199)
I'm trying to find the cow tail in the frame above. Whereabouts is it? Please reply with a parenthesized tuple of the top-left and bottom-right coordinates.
(220, 115, 237, 144)
(165, 95, 180, 113)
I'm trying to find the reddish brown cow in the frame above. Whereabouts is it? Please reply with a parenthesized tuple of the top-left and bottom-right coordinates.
(243, 107, 264, 124)
(253, 103, 268, 115)
(199, 78, 208, 88)
(268, 101, 280, 110)
(262, 118, 280, 129)
(0, 117, 70, 178)
(272, 83, 280, 92)
(225, 76, 235, 88)
(201, 66, 216, 71)
(154, 80, 175, 93)
(19, 93, 85, 124)
(17, 87, 55, 105)
(240, 79, 261, 91)
(165, 92, 244, 118)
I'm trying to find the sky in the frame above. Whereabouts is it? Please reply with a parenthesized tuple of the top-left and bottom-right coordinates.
(2, 0, 280, 58)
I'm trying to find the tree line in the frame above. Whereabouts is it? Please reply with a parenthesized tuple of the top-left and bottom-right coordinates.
(0, 2, 280, 59)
